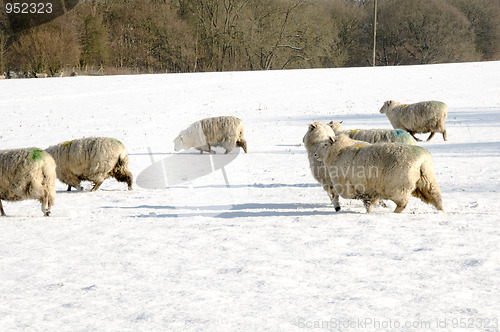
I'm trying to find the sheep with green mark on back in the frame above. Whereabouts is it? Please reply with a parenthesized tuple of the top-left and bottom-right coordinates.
(0, 148, 56, 216)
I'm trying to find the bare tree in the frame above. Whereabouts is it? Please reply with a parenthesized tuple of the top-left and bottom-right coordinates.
(375, 0, 479, 65)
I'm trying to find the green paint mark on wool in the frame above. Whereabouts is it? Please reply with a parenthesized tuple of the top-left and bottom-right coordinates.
(31, 148, 44, 161)
(409, 145, 426, 156)
(113, 138, 124, 146)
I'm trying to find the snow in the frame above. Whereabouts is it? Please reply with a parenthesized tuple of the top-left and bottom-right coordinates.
(1, 61, 500, 331)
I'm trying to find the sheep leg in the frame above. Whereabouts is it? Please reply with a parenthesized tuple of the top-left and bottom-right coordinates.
(0, 200, 5, 216)
(394, 202, 407, 213)
(236, 139, 247, 153)
(364, 199, 378, 213)
(426, 132, 436, 141)
(442, 130, 448, 141)
(333, 192, 341, 212)
(91, 181, 103, 192)
(41, 196, 51, 217)
(409, 131, 422, 142)
(67, 184, 84, 191)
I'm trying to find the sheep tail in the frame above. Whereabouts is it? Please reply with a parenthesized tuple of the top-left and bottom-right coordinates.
(111, 151, 133, 190)
(236, 126, 247, 153)
(412, 159, 445, 212)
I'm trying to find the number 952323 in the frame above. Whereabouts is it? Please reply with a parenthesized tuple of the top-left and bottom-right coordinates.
(5, 2, 53, 14)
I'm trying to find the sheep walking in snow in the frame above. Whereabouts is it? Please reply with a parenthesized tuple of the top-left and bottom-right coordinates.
(380, 100, 448, 141)
(303, 122, 338, 207)
(314, 134, 445, 213)
(45, 137, 133, 192)
(174, 116, 247, 154)
(328, 121, 416, 145)
(0, 148, 56, 216)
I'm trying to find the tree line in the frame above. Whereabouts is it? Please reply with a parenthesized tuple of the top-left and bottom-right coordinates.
(1, 0, 499, 76)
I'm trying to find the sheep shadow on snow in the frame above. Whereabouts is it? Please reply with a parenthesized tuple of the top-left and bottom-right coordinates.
(103, 202, 358, 219)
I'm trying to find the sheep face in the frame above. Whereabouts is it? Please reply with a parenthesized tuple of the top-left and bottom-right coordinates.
(380, 100, 397, 114)
(173, 135, 187, 152)
(313, 136, 335, 161)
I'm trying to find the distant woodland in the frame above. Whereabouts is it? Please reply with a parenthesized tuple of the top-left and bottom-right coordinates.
(1, 0, 499, 76)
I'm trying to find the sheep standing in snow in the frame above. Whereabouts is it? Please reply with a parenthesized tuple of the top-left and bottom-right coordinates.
(303, 122, 338, 207)
(328, 121, 416, 145)
(380, 100, 448, 141)
(45, 137, 133, 191)
(0, 148, 56, 216)
(174, 116, 247, 154)
(314, 134, 445, 213)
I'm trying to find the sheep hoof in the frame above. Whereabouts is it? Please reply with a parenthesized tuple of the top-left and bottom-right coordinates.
(335, 206, 341, 212)
(44, 211, 51, 217)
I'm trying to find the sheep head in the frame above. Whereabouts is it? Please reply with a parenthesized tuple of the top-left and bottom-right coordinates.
(173, 135, 186, 152)
(313, 136, 335, 161)
(327, 121, 345, 134)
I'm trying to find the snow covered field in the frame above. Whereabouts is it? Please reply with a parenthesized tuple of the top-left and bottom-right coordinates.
(0, 61, 499, 331)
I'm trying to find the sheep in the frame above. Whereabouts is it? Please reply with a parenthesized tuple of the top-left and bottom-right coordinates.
(380, 100, 448, 141)
(35, 73, 48, 78)
(45, 137, 133, 192)
(302, 121, 338, 208)
(328, 121, 416, 145)
(314, 134, 445, 213)
(174, 116, 247, 154)
(0, 148, 56, 216)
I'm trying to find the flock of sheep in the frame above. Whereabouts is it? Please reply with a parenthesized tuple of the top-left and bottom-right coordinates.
(0, 100, 447, 216)
(304, 100, 448, 213)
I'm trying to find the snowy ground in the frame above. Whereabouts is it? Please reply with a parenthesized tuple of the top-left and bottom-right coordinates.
(0, 62, 499, 331)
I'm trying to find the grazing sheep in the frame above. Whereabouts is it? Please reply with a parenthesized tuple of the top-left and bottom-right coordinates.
(174, 116, 247, 154)
(302, 122, 338, 207)
(314, 134, 445, 213)
(328, 121, 416, 145)
(0, 148, 56, 216)
(45, 137, 133, 192)
(380, 100, 448, 141)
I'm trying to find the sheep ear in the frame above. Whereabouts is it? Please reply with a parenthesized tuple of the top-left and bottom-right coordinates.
(339, 121, 343, 124)
(309, 124, 317, 130)
(328, 121, 333, 125)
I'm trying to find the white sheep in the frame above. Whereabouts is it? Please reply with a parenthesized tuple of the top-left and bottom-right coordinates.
(45, 137, 133, 191)
(314, 134, 445, 213)
(328, 121, 416, 145)
(302, 121, 338, 208)
(0, 148, 56, 216)
(174, 116, 247, 154)
(380, 100, 448, 141)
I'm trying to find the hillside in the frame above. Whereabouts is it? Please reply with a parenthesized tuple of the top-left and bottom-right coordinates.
(0, 62, 499, 331)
